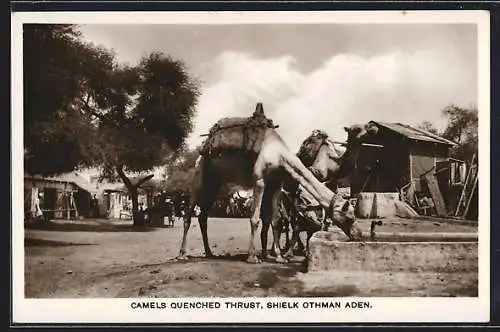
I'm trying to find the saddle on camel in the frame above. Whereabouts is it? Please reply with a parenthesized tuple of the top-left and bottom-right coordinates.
(199, 102, 278, 158)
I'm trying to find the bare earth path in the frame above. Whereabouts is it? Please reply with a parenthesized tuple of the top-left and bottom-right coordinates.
(24, 217, 478, 298)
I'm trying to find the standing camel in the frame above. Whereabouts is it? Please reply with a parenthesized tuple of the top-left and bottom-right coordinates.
(177, 104, 363, 264)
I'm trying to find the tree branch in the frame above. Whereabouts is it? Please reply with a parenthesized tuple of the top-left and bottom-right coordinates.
(116, 164, 134, 191)
(80, 96, 105, 119)
(135, 174, 155, 188)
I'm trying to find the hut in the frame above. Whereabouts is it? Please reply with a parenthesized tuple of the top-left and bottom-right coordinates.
(350, 121, 460, 215)
(90, 179, 130, 219)
(24, 172, 97, 221)
(125, 175, 162, 210)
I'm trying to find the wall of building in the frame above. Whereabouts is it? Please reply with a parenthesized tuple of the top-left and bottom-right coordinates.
(24, 178, 79, 219)
(350, 128, 411, 194)
(96, 191, 128, 219)
(410, 141, 450, 191)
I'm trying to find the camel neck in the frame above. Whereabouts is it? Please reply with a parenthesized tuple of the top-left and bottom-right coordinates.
(338, 143, 360, 176)
(280, 149, 334, 209)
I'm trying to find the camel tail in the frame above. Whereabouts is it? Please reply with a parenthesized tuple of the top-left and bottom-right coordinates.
(280, 149, 333, 209)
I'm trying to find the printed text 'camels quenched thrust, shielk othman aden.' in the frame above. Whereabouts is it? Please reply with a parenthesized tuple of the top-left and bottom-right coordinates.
(130, 300, 373, 310)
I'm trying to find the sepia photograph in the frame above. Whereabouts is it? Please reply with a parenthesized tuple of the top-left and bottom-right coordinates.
(12, 11, 490, 323)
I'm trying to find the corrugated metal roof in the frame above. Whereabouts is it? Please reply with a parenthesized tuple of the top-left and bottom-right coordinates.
(369, 121, 458, 146)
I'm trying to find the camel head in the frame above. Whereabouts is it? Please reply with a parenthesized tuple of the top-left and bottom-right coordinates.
(341, 123, 379, 174)
(297, 130, 344, 182)
(343, 123, 379, 147)
(329, 196, 363, 241)
(310, 139, 345, 182)
(297, 129, 330, 168)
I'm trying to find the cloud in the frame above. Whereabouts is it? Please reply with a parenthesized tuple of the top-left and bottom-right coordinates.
(187, 48, 476, 151)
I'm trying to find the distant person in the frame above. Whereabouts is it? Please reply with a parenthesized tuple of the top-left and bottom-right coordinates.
(194, 205, 201, 217)
(164, 198, 175, 227)
(33, 192, 44, 224)
(174, 196, 185, 224)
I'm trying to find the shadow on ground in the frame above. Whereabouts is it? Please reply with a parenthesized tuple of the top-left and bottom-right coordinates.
(25, 238, 96, 247)
(25, 220, 158, 233)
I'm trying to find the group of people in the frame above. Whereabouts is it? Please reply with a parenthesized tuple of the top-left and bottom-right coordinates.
(144, 193, 190, 227)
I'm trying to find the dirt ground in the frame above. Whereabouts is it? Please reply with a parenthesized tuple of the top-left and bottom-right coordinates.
(24, 217, 478, 298)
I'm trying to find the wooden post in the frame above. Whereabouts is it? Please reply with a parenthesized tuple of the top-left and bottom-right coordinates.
(67, 192, 71, 219)
(31, 187, 38, 220)
(423, 169, 447, 217)
(70, 192, 78, 219)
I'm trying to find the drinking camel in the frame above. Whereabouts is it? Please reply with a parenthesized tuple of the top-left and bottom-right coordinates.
(267, 124, 379, 258)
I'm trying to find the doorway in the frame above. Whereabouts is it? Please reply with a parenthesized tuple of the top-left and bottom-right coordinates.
(43, 188, 57, 219)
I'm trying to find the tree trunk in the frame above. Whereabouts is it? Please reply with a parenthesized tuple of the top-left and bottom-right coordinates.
(116, 165, 148, 227)
(129, 188, 145, 227)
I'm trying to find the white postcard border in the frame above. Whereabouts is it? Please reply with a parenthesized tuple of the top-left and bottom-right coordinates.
(11, 10, 491, 324)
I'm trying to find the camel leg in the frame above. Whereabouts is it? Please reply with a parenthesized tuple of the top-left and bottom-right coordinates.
(284, 204, 300, 258)
(197, 178, 221, 258)
(285, 226, 300, 258)
(303, 231, 314, 266)
(248, 178, 265, 264)
(260, 186, 277, 260)
(178, 192, 198, 260)
(283, 221, 291, 253)
(270, 187, 287, 263)
(297, 234, 306, 253)
(197, 209, 213, 258)
(269, 196, 289, 257)
(260, 213, 271, 260)
(306, 231, 313, 253)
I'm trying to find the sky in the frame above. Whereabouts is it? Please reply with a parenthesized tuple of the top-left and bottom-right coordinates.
(78, 23, 478, 152)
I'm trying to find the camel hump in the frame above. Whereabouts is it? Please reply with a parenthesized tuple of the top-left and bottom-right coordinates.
(312, 129, 329, 139)
(254, 102, 264, 116)
(213, 117, 249, 130)
(201, 103, 276, 157)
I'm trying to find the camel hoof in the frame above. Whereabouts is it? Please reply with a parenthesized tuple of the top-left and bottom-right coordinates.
(177, 255, 189, 261)
(246, 256, 262, 264)
(275, 256, 288, 264)
(284, 251, 294, 259)
(205, 253, 214, 259)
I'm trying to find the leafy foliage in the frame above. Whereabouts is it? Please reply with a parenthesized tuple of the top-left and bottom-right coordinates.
(417, 104, 478, 162)
(24, 24, 201, 177)
(416, 121, 439, 135)
(441, 105, 478, 162)
(23, 24, 201, 225)
(23, 24, 101, 175)
(162, 149, 200, 194)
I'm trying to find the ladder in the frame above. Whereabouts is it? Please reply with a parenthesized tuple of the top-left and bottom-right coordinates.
(454, 153, 478, 218)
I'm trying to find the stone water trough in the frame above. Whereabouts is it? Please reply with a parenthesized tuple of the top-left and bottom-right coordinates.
(308, 230, 478, 273)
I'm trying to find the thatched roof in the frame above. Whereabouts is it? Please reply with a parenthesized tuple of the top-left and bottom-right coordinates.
(25, 172, 98, 194)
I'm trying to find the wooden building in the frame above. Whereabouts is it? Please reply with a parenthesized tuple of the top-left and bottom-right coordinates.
(89, 179, 130, 219)
(350, 121, 459, 213)
(24, 172, 97, 221)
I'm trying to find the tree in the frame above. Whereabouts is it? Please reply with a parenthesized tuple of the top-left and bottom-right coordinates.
(416, 104, 478, 163)
(24, 24, 201, 226)
(23, 24, 102, 175)
(162, 149, 200, 194)
(86, 53, 201, 226)
(417, 121, 439, 135)
(441, 104, 478, 163)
